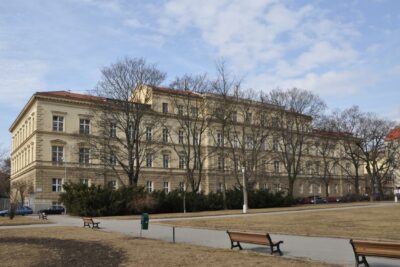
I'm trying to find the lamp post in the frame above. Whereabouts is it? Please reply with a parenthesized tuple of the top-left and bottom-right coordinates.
(241, 167, 248, 214)
(60, 157, 67, 214)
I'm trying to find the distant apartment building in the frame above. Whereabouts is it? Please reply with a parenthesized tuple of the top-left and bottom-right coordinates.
(9, 87, 365, 210)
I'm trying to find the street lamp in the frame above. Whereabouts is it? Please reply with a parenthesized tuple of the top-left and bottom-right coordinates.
(241, 167, 248, 214)
(60, 157, 67, 214)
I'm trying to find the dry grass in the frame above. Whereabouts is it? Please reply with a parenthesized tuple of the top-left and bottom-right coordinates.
(0, 227, 340, 267)
(0, 215, 47, 226)
(159, 204, 400, 241)
(99, 202, 377, 220)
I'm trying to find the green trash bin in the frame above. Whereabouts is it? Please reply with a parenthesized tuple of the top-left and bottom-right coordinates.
(141, 213, 149, 230)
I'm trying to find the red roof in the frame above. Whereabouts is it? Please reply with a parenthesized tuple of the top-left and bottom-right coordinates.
(385, 128, 400, 141)
(36, 91, 106, 102)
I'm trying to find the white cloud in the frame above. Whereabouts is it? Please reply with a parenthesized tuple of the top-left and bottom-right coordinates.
(155, 0, 365, 95)
(0, 59, 48, 106)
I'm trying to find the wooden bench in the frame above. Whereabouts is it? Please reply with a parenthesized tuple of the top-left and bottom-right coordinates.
(350, 239, 400, 267)
(227, 230, 283, 255)
(83, 217, 100, 229)
(38, 212, 47, 220)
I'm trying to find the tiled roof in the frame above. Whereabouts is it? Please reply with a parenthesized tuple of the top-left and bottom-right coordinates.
(151, 86, 204, 97)
(36, 91, 106, 102)
(385, 128, 400, 141)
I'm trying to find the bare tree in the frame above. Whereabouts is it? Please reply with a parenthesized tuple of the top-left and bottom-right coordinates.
(0, 157, 10, 198)
(209, 61, 241, 209)
(168, 74, 212, 193)
(89, 57, 166, 186)
(263, 88, 326, 198)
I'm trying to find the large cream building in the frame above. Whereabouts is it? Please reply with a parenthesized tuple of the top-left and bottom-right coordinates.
(10, 87, 364, 210)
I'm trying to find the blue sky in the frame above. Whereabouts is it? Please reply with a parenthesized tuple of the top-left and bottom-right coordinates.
(1, 0, 400, 152)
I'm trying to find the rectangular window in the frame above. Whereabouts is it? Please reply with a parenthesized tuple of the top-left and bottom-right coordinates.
(179, 182, 185, 192)
(272, 139, 279, 152)
(146, 154, 152, 167)
(52, 146, 63, 163)
(80, 178, 89, 185)
(245, 112, 252, 123)
(79, 148, 90, 165)
(300, 183, 304, 194)
(128, 125, 134, 140)
(110, 180, 117, 190)
(217, 132, 223, 146)
(146, 181, 153, 193)
(163, 181, 169, 193)
(309, 184, 313, 194)
(334, 184, 338, 194)
(315, 161, 320, 175)
(178, 130, 184, 144)
(191, 107, 198, 118)
(263, 183, 268, 190)
(233, 135, 239, 148)
(52, 178, 62, 192)
(177, 105, 184, 116)
(52, 116, 64, 132)
(231, 111, 237, 122)
(110, 152, 117, 166)
(179, 156, 186, 169)
(110, 123, 117, 137)
(163, 154, 169, 168)
(275, 183, 281, 192)
(162, 128, 169, 143)
(162, 102, 168, 113)
(79, 119, 90, 134)
(217, 182, 223, 192)
(318, 184, 322, 194)
(217, 156, 223, 170)
(146, 127, 152, 141)
(274, 161, 280, 174)
(193, 131, 199, 145)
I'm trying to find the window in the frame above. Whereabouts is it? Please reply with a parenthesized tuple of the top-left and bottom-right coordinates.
(233, 135, 239, 148)
(162, 128, 169, 143)
(309, 184, 313, 194)
(272, 139, 279, 152)
(52, 146, 63, 164)
(110, 180, 117, 190)
(80, 178, 89, 186)
(217, 156, 224, 170)
(52, 116, 64, 132)
(79, 119, 90, 134)
(128, 125, 134, 140)
(315, 161, 320, 175)
(275, 183, 281, 192)
(307, 161, 313, 175)
(52, 178, 62, 192)
(146, 127, 152, 141)
(179, 182, 185, 192)
(163, 181, 169, 193)
(146, 154, 152, 167)
(217, 182, 224, 192)
(231, 111, 237, 122)
(263, 183, 268, 190)
(178, 130, 184, 144)
(79, 148, 90, 165)
(162, 102, 168, 113)
(163, 154, 169, 168)
(110, 152, 117, 166)
(334, 184, 338, 194)
(246, 136, 253, 149)
(271, 117, 279, 128)
(110, 123, 117, 137)
(345, 163, 351, 174)
(318, 184, 322, 194)
(300, 183, 304, 194)
(193, 131, 199, 145)
(177, 105, 184, 116)
(347, 184, 352, 193)
(146, 181, 153, 193)
(217, 132, 223, 146)
(274, 161, 280, 174)
(245, 112, 252, 123)
(179, 156, 186, 169)
(191, 107, 198, 118)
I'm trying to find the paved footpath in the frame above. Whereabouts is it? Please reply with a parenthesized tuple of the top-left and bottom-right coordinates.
(3, 203, 400, 267)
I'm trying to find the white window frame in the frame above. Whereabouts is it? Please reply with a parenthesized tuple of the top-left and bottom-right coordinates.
(163, 154, 169, 168)
(52, 178, 62, 192)
(146, 181, 153, 193)
(163, 181, 169, 193)
(52, 146, 64, 164)
(79, 119, 90, 134)
(52, 115, 64, 132)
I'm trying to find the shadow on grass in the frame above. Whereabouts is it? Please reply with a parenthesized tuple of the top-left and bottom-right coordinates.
(0, 237, 125, 267)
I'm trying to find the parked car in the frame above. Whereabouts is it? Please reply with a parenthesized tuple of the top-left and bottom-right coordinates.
(0, 206, 33, 216)
(301, 196, 326, 204)
(326, 196, 341, 203)
(38, 205, 65, 215)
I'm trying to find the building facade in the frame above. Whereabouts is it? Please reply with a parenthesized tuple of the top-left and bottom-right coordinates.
(10, 88, 365, 210)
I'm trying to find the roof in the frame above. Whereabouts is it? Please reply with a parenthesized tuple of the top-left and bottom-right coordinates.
(385, 128, 400, 141)
(151, 86, 204, 98)
(36, 91, 106, 102)
(313, 128, 353, 138)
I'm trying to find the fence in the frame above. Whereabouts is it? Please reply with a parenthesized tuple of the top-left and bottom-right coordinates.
(0, 198, 9, 210)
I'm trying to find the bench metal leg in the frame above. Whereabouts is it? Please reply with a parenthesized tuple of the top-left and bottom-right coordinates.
(270, 242, 283, 256)
(230, 241, 242, 250)
(83, 222, 91, 228)
(355, 256, 369, 267)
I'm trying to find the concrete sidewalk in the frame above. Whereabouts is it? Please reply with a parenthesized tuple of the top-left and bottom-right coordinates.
(43, 214, 400, 267)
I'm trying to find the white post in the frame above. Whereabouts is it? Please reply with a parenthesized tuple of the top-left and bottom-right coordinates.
(242, 167, 248, 214)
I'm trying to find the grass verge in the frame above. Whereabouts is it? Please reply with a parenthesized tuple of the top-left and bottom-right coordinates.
(158, 204, 400, 241)
(0, 215, 48, 226)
